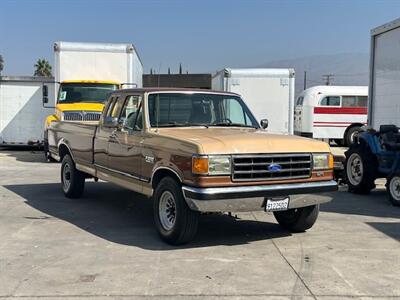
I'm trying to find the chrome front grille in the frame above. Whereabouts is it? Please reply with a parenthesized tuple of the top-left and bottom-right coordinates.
(62, 111, 101, 122)
(232, 154, 312, 181)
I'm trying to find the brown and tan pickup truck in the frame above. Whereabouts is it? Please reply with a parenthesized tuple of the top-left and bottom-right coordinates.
(48, 88, 337, 244)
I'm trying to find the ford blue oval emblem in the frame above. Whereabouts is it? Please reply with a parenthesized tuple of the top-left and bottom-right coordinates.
(268, 163, 282, 172)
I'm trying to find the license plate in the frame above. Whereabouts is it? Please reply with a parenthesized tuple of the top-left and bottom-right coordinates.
(265, 197, 289, 212)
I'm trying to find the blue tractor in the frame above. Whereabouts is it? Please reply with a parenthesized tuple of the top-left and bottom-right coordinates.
(344, 125, 400, 206)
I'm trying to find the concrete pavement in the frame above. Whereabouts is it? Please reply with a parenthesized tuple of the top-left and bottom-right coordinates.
(0, 149, 399, 299)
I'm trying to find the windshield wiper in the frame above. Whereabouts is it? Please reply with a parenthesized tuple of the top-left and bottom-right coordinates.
(210, 122, 258, 129)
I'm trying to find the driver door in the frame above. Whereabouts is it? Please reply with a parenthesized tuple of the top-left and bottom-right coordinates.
(107, 94, 144, 193)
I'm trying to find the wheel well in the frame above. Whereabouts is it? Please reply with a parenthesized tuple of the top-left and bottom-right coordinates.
(345, 123, 364, 135)
(152, 168, 181, 189)
(59, 144, 71, 161)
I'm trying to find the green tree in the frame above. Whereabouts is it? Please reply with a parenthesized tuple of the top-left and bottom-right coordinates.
(34, 58, 52, 77)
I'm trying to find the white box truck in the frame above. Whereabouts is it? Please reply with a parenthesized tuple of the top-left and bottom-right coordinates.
(44, 41, 143, 159)
(369, 18, 400, 128)
(212, 68, 295, 134)
(0, 76, 55, 146)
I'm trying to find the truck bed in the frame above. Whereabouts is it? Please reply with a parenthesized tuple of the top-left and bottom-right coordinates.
(48, 121, 97, 165)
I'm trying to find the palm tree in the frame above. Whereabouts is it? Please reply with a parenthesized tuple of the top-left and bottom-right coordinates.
(34, 59, 52, 77)
(0, 55, 4, 77)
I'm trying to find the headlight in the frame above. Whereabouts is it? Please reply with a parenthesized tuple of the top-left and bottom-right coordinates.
(192, 155, 231, 175)
(313, 153, 334, 170)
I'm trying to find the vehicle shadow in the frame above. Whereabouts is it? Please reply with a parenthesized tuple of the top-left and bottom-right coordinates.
(4, 182, 291, 250)
(321, 186, 400, 219)
(366, 222, 400, 242)
(0, 148, 47, 163)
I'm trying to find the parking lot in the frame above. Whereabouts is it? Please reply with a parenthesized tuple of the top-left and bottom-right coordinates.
(0, 149, 399, 299)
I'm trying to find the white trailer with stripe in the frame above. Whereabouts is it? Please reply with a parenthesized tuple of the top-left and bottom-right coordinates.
(294, 85, 368, 146)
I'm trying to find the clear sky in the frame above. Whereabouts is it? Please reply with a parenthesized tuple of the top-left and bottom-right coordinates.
(1, 0, 400, 75)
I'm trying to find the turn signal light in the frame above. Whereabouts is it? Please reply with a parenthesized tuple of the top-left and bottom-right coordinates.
(328, 154, 334, 169)
(192, 157, 208, 174)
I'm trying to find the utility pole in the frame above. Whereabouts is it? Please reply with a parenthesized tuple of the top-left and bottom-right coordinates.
(322, 74, 334, 85)
(303, 71, 307, 90)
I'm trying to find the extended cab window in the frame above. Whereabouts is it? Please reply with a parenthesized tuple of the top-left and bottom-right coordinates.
(320, 96, 340, 106)
(120, 95, 143, 131)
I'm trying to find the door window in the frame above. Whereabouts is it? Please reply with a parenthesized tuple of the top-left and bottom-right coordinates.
(120, 95, 143, 131)
(320, 96, 340, 106)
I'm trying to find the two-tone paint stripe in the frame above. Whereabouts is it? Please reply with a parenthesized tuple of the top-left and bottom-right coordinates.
(313, 107, 368, 115)
(313, 121, 367, 128)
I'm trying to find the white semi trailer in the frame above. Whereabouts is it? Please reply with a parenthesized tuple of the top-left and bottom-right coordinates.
(0, 76, 55, 146)
(369, 18, 400, 128)
(212, 68, 295, 134)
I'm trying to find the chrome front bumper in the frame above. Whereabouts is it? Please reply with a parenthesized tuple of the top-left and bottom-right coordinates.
(182, 180, 338, 212)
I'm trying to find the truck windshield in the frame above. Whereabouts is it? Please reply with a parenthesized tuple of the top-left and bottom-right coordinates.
(58, 83, 118, 103)
(148, 93, 259, 128)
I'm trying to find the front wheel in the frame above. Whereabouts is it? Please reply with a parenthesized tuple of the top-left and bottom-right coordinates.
(387, 174, 400, 207)
(153, 177, 199, 245)
(344, 142, 377, 194)
(274, 205, 319, 232)
(61, 154, 85, 198)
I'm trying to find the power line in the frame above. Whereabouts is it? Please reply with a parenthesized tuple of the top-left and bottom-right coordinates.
(322, 74, 334, 85)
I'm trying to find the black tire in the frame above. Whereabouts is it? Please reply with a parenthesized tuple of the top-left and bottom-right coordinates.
(153, 177, 199, 245)
(43, 139, 56, 162)
(344, 141, 377, 194)
(274, 205, 319, 232)
(344, 126, 361, 146)
(61, 154, 85, 198)
(387, 173, 400, 207)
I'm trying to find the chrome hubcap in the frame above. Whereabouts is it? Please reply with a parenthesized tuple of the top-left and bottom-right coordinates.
(347, 153, 363, 185)
(62, 163, 71, 192)
(389, 176, 400, 201)
(159, 191, 176, 231)
(350, 131, 359, 143)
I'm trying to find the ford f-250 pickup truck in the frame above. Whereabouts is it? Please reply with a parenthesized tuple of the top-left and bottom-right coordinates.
(48, 88, 337, 244)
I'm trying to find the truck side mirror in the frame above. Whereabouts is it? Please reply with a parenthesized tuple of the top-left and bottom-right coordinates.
(42, 85, 49, 104)
(103, 116, 119, 127)
(260, 119, 269, 129)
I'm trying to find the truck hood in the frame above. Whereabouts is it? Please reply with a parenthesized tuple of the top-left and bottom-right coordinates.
(155, 127, 331, 154)
(56, 103, 104, 112)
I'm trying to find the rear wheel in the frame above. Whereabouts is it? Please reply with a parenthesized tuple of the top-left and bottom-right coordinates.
(344, 126, 361, 146)
(274, 205, 319, 232)
(61, 154, 85, 198)
(345, 141, 377, 194)
(153, 177, 199, 245)
(387, 173, 400, 207)
(43, 136, 56, 162)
